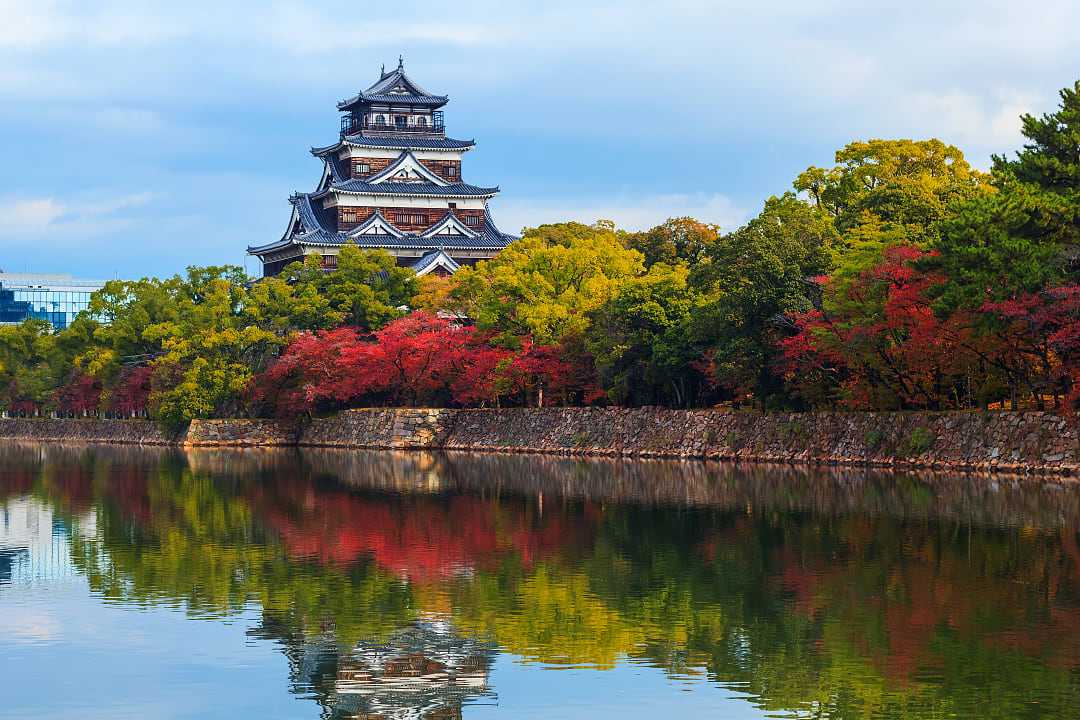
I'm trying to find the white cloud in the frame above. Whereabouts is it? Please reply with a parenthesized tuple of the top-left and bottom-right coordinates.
(0, 193, 154, 236)
(896, 88, 1038, 163)
(0, 0, 62, 49)
(0, 0, 183, 50)
(496, 192, 747, 234)
(88, 108, 167, 135)
(257, 4, 507, 56)
(81, 192, 156, 218)
(0, 198, 66, 231)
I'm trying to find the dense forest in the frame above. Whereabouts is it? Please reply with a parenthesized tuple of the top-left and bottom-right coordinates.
(3, 81, 1079, 427)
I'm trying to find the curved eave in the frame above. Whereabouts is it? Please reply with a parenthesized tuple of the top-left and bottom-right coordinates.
(337, 94, 449, 111)
(352, 239, 508, 251)
(254, 237, 507, 252)
(311, 137, 476, 156)
(320, 184, 500, 200)
(247, 239, 296, 255)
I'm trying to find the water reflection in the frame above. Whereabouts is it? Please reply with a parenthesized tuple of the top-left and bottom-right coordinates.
(2, 442, 1080, 718)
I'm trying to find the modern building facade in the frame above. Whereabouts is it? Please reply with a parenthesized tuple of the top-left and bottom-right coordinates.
(0, 272, 105, 330)
(248, 58, 516, 278)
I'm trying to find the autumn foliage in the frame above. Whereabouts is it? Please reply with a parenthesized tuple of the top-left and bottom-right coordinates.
(107, 366, 154, 417)
(781, 246, 971, 408)
(249, 311, 602, 415)
(6, 81, 1080, 419)
(54, 374, 103, 417)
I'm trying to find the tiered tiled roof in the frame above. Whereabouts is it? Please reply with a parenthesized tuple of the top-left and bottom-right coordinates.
(338, 58, 448, 111)
(312, 136, 476, 155)
(250, 60, 513, 274)
(247, 197, 516, 255)
(315, 150, 500, 198)
(323, 180, 499, 198)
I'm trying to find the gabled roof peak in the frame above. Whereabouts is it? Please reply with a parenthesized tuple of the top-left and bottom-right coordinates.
(380, 55, 404, 78)
(366, 150, 449, 186)
(422, 211, 480, 240)
(364, 57, 436, 98)
(347, 209, 405, 239)
(338, 60, 448, 111)
(411, 249, 461, 277)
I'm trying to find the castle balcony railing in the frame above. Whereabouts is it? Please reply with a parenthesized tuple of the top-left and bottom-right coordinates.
(340, 112, 445, 138)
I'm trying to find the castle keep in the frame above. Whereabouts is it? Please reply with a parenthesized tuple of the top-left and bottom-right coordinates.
(249, 58, 515, 277)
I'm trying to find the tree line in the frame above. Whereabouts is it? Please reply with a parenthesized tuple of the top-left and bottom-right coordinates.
(3, 80, 1079, 425)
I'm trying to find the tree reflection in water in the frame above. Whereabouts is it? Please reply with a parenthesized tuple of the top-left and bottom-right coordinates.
(2, 442, 1080, 719)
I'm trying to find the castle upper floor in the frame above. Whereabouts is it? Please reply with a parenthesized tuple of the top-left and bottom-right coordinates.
(337, 57, 448, 139)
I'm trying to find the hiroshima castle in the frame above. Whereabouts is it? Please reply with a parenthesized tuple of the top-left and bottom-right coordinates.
(248, 58, 516, 277)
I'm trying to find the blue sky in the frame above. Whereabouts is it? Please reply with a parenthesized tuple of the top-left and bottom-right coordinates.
(1, 0, 1078, 279)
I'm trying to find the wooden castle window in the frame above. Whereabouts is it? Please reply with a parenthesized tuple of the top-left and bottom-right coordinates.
(395, 213, 427, 225)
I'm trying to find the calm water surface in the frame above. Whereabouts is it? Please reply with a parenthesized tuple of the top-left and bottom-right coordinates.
(2, 444, 1080, 719)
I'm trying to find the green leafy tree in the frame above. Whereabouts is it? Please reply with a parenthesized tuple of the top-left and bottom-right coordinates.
(449, 221, 645, 344)
(795, 139, 988, 302)
(623, 217, 720, 266)
(795, 138, 987, 245)
(690, 194, 837, 404)
(0, 320, 64, 414)
(242, 275, 332, 336)
(79, 276, 187, 381)
(280, 244, 417, 330)
(146, 267, 282, 429)
(587, 263, 700, 406)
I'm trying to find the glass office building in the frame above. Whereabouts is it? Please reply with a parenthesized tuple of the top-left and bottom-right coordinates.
(0, 273, 106, 330)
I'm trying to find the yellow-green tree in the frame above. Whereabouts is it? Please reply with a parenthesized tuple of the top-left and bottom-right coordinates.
(449, 221, 645, 344)
(279, 244, 417, 330)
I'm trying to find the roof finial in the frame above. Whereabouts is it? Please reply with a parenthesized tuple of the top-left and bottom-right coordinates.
(380, 62, 385, 76)
(398, 54, 404, 70)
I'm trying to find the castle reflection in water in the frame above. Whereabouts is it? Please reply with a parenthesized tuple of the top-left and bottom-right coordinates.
(3, 442, 1080, 719)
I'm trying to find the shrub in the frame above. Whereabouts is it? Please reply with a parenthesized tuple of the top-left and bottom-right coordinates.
(864, 428, 885, 450)
(898, 426, 936, 456)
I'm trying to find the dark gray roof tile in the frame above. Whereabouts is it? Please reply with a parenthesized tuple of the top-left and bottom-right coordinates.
(311, 136, 475, 154)
(328, 180, 499, 198)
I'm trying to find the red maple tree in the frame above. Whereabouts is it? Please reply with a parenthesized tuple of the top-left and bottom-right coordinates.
(780, 245, 977, 409)
(55, 374, 103, 416)
(108, 366, 154, 417)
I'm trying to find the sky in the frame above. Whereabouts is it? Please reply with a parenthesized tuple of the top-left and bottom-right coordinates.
(0, 0, 1078, 279)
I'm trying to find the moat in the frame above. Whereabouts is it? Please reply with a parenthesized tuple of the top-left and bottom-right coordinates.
(2, 443, 1080, 719)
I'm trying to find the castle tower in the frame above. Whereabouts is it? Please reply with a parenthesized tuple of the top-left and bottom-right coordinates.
(249, 58, 516, 277)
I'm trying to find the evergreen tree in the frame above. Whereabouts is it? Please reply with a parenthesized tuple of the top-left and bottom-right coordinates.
(935, 81, 1080, 309)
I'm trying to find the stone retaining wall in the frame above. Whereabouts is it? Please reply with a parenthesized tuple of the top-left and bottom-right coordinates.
(302, 408, 450, 449)
(436, 408, 1079, 475)
(0, 408, 1077, 475)
(0, 417, 172, 445)
(183, 418, 298, 447)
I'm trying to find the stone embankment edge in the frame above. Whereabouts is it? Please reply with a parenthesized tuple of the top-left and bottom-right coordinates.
(0, 408, 1076, 477)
